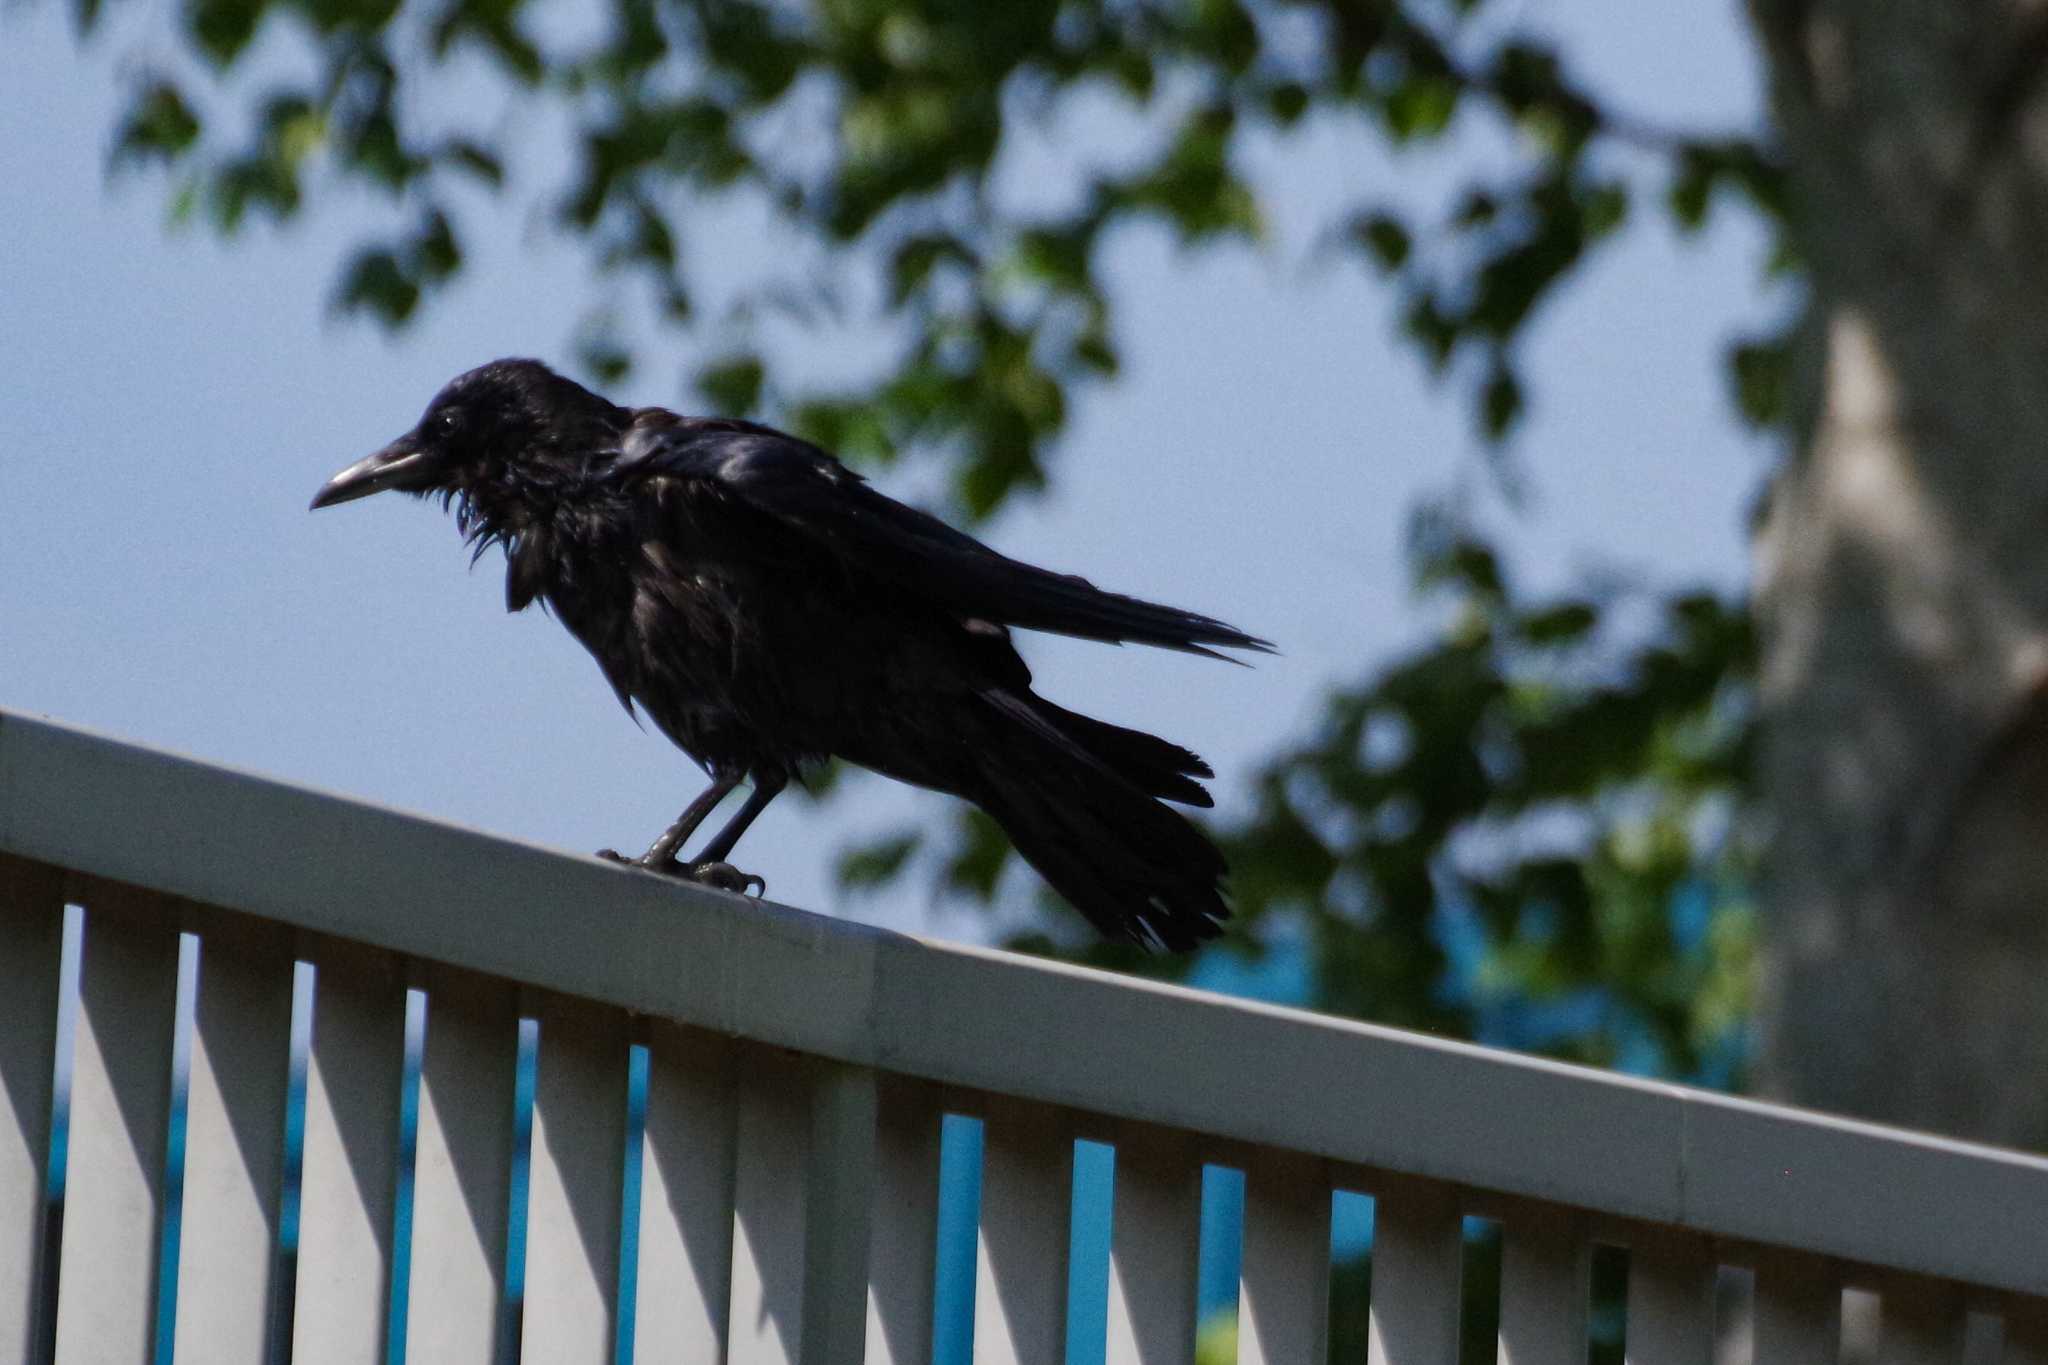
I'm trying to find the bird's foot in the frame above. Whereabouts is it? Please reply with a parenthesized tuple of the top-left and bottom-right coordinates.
(595, 849, 765, 896)
(676, 860, 767, 896)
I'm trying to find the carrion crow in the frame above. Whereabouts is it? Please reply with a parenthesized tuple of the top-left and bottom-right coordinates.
(312, 358, 1269, 950)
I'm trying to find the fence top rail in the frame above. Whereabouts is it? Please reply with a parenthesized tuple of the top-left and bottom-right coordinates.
(2, 705, 2043, 1293)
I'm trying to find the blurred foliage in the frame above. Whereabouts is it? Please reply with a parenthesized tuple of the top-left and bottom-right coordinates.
(79, 0, 1789, 1081)
(1226, 518, 1759, 1078)
(85, 0, 1786, 507)
(874, 505, 1761, 1082)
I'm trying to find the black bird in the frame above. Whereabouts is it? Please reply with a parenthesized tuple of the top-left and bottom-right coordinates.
(311, 359, 1269, 950)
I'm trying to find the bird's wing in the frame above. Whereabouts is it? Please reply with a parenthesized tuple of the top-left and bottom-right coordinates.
(618, 415, 1272, 659)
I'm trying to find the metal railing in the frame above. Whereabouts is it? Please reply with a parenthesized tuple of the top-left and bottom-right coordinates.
(1, 704, 2046, 1364)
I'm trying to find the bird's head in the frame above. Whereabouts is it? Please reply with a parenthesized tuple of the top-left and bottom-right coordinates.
(310, 358, 627, 514)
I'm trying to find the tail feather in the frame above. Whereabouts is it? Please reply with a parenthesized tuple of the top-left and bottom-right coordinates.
(1023, 698, 1215, 808)
(968, 690, 1230, 950)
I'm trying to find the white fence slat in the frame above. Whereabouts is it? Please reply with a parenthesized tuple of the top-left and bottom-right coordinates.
(1753, 1253, 1840, 1365)
(173, 915, 294, 1365)
(1841, 1288, 1881, 1362)
(53, 886, 178, 1365)
(632, 1021, 737, 1364)
(1496, 1208, 1589, 1365)
(405, 970, 518, 1365)
(1959, 1312, 1997, 1365)
(801, 1062, 878, 1365)
(293, 944, 405, 1365)
(863, 1077, 941, 1365)
(0, 858, 64, 1365)
(1237, 1151, 1331, 1365)
(1366, 1182, 1463, 1365)
(974, 1098, 1074, 1365)
(1877, 1281, 1965, 1365)
(729, 1045, 810, 1365)
(1104, 1127, 1201, 1365)
(1623, 1230, 1715, 1365)
(522, 998, 628, 1365)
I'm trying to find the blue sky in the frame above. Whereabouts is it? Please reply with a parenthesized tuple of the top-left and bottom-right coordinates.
(0, 1, 1772, 945)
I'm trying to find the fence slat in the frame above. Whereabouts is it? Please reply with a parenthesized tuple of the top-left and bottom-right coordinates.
(2008, 1309, 2048, 1365)
(53, 885, 179, 1365)
(974, 1098, 1073, 1365)
(1238, 1150, 1330, 1365)
(1623, 1229, 1715, 1365)
(1877, 1280, 1965, 1365)
(632, 1021, 737, 1364)
(728, 1045, 810, 1365)
(1104, 1126, 1201, 1365)
(1753, 1252, 1840, 1365)
(173, 913, 294, 1365)
(863, 1077, 941, 1365)
(0, 858, 64, 1365)
(802, 1062, 878, 1365)
(405, 969, 518, 1365)
(1496, 1207, 1589, 1365)
(522, 997, 628, 1365)
(293, 943, 405, 1365)
(1366, 1181, 1463, 1365)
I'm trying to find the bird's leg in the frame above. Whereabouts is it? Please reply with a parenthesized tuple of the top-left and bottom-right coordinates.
(693, 773, 787, 862)
(597, 769, 742, 868)
(675, 773, 788, 895)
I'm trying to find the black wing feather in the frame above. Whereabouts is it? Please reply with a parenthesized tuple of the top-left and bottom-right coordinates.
(618, 415, 1273, 658)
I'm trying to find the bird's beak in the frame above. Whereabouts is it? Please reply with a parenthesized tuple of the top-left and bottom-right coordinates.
(309, 436, 433, 510)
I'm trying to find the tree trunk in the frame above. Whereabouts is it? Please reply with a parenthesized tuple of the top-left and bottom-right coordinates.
(1752, 0, 2048, 1145)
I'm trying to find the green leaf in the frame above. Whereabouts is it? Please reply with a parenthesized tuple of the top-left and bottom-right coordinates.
(1666, 139, 1789, 235)
(1452, 190, 1499, 229)
(439, 139, 504, 187)
(1013, 225, 1095, 294)
(1480, 363, 1523, 440)
(1265, 81, 1310, 126)
(1582, 182, 1629, 238)
(1403, 296, 1459, 370)
(1352, 212, 1411, 271)
(1416, 535, 1505, 603)
(1188, 0, 1258, 73)
(332, 247, 419, 326)
(1383, 73, 1459, 142)
(944, 810, 1012, 899)
(1522, 602, 1598, 645)
(888, 233, 974, 306)
(185, 0, 266, 66)
(166, 174, 203, 228)
(1072, 324, 1119, 378)
(575, 329, 633, 386)
(208, 153, 300, 231)
(837, 831, 922, 890)
(1728, 335, 1791, 430)
(1111, 105, 1262, 244)
(413, 208, 460, 281)
(1668, 147, 1714, 232)
(697, 354, 766, 415)
(113, 81, 202, 168)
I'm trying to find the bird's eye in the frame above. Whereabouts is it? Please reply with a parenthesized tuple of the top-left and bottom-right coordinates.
(431, 409, 461, 438)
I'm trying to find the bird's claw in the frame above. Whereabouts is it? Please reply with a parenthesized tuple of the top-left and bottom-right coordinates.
(595, 849, 765, 896)
(678, 860, 767, 896)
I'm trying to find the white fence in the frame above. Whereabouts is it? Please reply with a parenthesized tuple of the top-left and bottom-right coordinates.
(2, 705, 2046, 1365)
